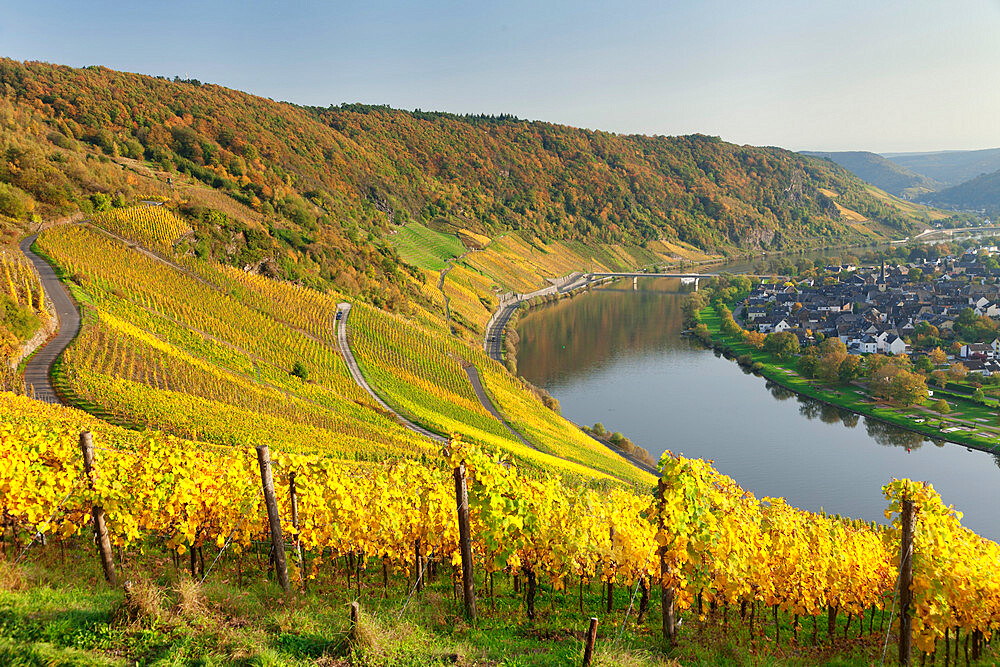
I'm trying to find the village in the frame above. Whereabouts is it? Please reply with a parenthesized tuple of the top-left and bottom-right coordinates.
(742, 246, 1000, 375)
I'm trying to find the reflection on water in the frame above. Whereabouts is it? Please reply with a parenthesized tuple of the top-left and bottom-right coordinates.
(864, 418, 928, 451)
(516, 282, 693, 387)
(517, 278, 1000, 540)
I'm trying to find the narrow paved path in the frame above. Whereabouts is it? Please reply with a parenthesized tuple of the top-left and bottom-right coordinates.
(484, 301, 517, 362)
(335, 303, 447, 444)
(463, 365, 535, 448)
(19, 234, 78, 404)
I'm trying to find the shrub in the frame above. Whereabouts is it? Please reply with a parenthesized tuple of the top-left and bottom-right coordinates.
(592, 422, 606, 436)
(291, 360, 310, 381)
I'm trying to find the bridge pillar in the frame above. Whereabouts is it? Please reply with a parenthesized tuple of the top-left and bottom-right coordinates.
(633, 276, 638, 290)
(694, 277, 699, 291)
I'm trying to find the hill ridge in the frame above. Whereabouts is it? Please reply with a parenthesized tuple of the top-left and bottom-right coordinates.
(0, 57, 957, 313)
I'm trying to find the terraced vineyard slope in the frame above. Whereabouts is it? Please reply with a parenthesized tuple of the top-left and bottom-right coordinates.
(27, 208, 648, 485)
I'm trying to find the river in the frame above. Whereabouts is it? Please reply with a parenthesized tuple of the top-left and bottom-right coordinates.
(516, 277, 1000, 540)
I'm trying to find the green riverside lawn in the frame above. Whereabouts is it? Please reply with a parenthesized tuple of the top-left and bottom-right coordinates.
(0, 540, 941, 666)
(700, 307, 1000, 455)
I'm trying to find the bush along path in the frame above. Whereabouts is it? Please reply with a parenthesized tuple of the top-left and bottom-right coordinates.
(18, 233, 80, 404)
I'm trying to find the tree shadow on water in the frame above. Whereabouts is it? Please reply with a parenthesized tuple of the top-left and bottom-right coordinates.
(864, 416, 926, 450)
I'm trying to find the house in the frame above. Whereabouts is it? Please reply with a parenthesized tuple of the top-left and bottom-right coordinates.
(884, 336, 908, 356)
(964, 359, 988, 374)
(859, 336, 878, 354)
(960, 342, 994, 360)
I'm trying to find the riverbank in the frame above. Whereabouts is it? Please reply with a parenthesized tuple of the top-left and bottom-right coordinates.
(699, 306, 1000, 456)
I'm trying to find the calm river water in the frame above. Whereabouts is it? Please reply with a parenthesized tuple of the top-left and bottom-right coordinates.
(516, 277, 1000, 540)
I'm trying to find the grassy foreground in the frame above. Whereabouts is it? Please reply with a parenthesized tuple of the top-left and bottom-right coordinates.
(0, 540, 942, 667)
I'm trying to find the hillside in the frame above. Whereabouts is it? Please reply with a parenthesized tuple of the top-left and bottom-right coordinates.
(24, 209, 649, 486)
(801, 150, 942, 198)
(920, 167, 1000, 213)
(0, 58, 957, 311)
(884, 147, 1000, 187)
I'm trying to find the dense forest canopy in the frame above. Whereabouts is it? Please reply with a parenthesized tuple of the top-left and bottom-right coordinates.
(0, 59, 943, 306)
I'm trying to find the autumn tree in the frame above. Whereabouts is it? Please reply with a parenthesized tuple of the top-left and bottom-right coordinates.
(764, 331, 800, 360)
(838, 355, 861, 384)
(869, 364, 927, 406)
(948, 362, 969, 383)
(743, 330, 766, 350)
(813, 337, 848, 384)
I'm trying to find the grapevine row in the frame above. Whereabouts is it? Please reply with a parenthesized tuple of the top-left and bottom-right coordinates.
(5, 392, 997, 653)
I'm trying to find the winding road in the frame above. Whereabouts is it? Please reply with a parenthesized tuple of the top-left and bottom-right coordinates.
(462, 365, 534, 448)
(19, 234, 78, 404)
(335, 303, 447, 444)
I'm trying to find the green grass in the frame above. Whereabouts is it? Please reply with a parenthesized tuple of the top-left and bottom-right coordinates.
(6, 540, 983, 666)
(700, 308, 1000, 454)
(391, 223, 466, 272)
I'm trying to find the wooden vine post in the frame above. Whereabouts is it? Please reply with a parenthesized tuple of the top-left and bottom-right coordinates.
(289, 471, 304, 590)
(582, 616, 598, 666)
(415, 539, 423, 593)
(657, 478, 677, 644)
(453, 461, 477, 621)
(606, 526, 615, 613)
(256, 445, 290, 593)
(79, 431, 117, 586)
(349, 601, 360, 645)
(898, 497, 914, 667)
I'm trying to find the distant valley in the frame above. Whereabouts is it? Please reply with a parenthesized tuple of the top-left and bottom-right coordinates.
(803, 147, 1000, 216)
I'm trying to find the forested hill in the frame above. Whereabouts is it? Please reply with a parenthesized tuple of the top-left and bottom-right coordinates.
(0, 59, 944, 303)
(920, 168, 1000, 213)
(801, 150, 942, 199)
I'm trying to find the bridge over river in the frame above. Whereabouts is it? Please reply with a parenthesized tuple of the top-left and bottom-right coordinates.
(584, 271, 785, 291)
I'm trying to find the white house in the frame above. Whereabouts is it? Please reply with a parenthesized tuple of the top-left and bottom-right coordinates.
(961, 342, 994, 360)
(884, 336, 908, 356)
(773, 318, 793, 333)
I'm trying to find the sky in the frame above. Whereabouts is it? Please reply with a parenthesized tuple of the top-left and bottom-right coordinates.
(3, 0, 1000, 152)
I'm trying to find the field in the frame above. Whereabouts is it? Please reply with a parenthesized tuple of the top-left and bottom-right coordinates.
(864, 185, 955, 222)
(28, 212, 648, 486)
(34, 222, 432, 460)
(391, 222, 466, 271)
(346, 299, 650, 485)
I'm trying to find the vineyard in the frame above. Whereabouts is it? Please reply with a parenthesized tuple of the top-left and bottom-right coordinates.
(33, 223, 431, 460)
(26, 220, 648, 486)
(90, 204, 191, 254)
(345, 300, 650, 485)
(0, 249, 47, 390)
(1, 249, 44, 317)
(5, 210, 999, 662)
(1, 392, 999, 664)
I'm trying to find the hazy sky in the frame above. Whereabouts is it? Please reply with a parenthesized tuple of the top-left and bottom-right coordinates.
(3, 0, 1000, 152)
